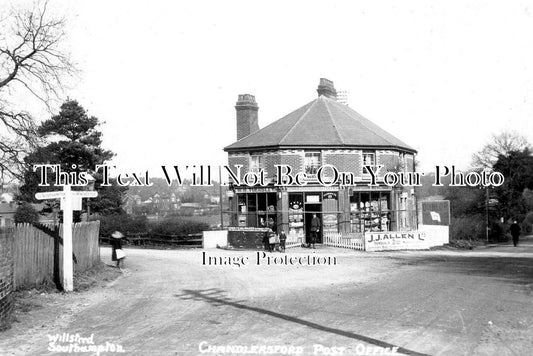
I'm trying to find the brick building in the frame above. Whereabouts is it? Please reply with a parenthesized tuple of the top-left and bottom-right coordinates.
(224, 79, 418, 246)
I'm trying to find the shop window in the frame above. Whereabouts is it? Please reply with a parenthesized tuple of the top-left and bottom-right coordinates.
(322, 192, 339, 235)
(350, 191, 390, 233)
(236, 193, 277, 230)
(266, 193, 277, 232)
(237, 194, 247, 226)
(362, 151, 375, 175)
(250, 155, 263, 173)
(248, 194, 257, 227)
(267, 193, 276, 213)
(258, 194, 267, 212)
(288, 193, 304, 240)
(304, 152, 321, 175)
(257, 193, 267, 228)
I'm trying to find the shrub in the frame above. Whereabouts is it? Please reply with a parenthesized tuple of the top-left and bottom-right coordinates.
(450, 214, 485, 241)
(97, 214, 148, 237)
(149, 216, 209, 236)
(489, 220, 507, 242)
(14, 203, 38, 224)
(522, 212, 533, 234)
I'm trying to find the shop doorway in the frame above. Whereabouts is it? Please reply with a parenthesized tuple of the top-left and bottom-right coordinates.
(305, 204, 322, 244)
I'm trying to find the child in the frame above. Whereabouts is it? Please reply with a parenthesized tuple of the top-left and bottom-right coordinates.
(111, 231, 126, 268)
(267, 228, 277, 252)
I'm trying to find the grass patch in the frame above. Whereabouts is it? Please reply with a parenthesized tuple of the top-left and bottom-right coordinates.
(74, 261, 122, 292)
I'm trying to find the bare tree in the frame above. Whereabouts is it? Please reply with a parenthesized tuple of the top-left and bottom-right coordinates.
(0, 0, 75, 181)
(471, 131, 532, 170)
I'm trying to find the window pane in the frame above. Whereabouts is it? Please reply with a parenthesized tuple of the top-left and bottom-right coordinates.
(248, 194, 256, 212)
(266, 193, 276, 213)
(250, 155, 262, 172)
(305, 152, 321, 175)
(258, 193, 267, 212)
(362, 152, 375, 174)
(247, 194, 257, 227)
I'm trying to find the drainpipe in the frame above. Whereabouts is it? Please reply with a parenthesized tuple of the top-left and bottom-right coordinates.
(413, 155, 418, 230)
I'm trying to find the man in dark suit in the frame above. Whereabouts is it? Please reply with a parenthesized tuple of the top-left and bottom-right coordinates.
(510, 220, 521, 247)
(309, 214, 320, 249)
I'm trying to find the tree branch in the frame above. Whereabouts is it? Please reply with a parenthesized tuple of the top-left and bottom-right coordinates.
(0, 0, 75, 181)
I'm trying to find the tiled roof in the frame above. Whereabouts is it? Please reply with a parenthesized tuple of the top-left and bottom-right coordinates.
(224, 95, 416, 153)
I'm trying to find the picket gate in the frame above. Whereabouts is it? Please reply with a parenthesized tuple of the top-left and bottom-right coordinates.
(323, 232, 365, 251)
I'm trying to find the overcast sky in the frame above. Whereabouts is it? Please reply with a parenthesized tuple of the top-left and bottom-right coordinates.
(9, 0, 533, 175)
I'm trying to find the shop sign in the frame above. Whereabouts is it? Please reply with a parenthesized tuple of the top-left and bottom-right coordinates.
(286, 186, 339, 192)
(350, 185, 392, 192)
(323, 192, 337, 200)
(233, 187, 278, 193)
(228, 226, 270, 232)
(306, 195, 320, 203)
(365, 231, 428, 251)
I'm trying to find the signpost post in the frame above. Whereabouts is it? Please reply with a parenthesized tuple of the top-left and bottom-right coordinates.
(35, 185, 98, 292)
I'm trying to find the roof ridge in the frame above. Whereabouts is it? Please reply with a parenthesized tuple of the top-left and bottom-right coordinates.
(324, 98, 346, 145)
(334, 102, 396, 147)
(279, 97, 320, 145)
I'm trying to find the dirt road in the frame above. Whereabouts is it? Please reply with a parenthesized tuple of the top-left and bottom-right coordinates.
(1, 237, 532, 356)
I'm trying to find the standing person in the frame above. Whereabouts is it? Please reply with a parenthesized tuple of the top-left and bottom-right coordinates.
(267, 217, 275, 230)
(267, 228, 278, 252)
(263, 229, 271, 252)
(279, 229, 287, 253)
(310, 214, 321, 249)
(510, 220, 521, 247)
(110, 231, 126, 268)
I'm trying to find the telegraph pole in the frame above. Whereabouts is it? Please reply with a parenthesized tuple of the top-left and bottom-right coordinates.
(219, 166, 223, 228)
(485, 187, 489, 243)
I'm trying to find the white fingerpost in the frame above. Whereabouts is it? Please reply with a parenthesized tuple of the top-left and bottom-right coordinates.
(35, 185, 98, 292)
(62, 185, 74, 291)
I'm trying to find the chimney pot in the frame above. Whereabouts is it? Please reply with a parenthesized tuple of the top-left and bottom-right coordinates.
(317, 78, 337, 100)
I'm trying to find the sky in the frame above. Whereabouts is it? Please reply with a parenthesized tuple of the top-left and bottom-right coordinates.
(6, 0, 533, 176)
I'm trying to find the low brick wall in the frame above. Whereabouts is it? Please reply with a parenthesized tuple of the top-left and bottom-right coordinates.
(227, 227, 269, 249)
(0, 227, 14, 330)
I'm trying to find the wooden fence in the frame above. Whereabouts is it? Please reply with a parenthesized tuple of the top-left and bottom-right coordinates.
(323, 232, 365, 251)
(13, 221, 100, 289)
(99, 232, 203, 248)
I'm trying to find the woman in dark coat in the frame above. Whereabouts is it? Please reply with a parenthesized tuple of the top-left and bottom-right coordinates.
(110, 231, 125, 268)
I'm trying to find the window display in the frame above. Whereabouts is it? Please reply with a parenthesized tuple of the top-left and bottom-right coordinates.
(288, 194, 304, 239)
(350, 191, 390, 233)
(322, 192, 338, 235)
(237, 193, 277, 230)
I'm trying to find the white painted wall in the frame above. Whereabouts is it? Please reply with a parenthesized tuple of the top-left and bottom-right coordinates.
(203, 230, 228, 248)
(364, 226, 449, 251)
(418, 225, 449, 246)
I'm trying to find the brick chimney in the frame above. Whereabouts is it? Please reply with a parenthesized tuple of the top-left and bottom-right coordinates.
(317, 78, 337, 100)
(235, 94, 259, 140)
